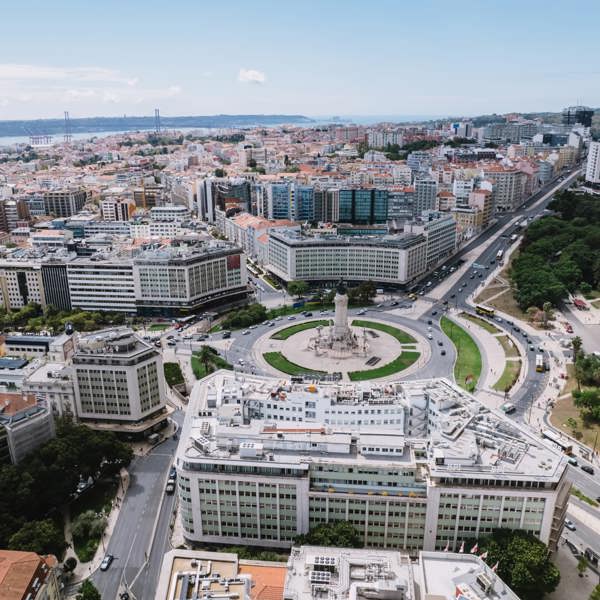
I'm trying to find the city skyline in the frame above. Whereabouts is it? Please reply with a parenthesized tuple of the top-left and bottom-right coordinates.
(1, 0, 600, 119)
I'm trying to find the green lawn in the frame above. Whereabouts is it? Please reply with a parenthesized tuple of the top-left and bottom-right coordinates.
(163, 362, 185, 386)
(191, 353, 232, 379)
(492, 360, 521, 392)
(348, 352, 420, 381)
(497, 335, 520, 358)
(263, 352, 325, 375)
(351, 320, 416, 344)
(460, 312, 500, 334)
(148, 323, 170, 332)
(440, 316, 482, 391)
(270, 320, 330, 340)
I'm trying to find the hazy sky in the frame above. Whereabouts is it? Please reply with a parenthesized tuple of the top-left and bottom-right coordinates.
(1, 0, 599, 120)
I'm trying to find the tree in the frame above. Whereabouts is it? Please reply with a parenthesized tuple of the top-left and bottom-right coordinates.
(566, 417, 579, 435)
(578, 556, 589, 577)
(247, 158, 257, 168)
(287, 280, 309, 298)
(214, 168, 227, 178)
(294, 521, 362, 548)
(474, 529, 559, 600)
(526, 306, 539, 322)
(589, 584, 600, 600)
(71, 510, 107, 544)
(572, 336, 583, 360)
(8, 520, 66, 556)
(197, 345, 216, 376)
(77, 580, 102, 600)
(64, 556, 78, 573)
(542, 302, 554, 327)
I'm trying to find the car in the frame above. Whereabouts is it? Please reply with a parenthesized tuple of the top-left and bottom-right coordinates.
(165, 481, 176, 495)
(196, 334, 208, 341)
(100, 554, 114, 571)
(490, 259, 495, 264)
(458, 288, 463, 293)
(470, 275, 475, 279)
(431, 310, 438, 316)
(564, 519, 576, 531)
(529, 345, 534, 351)
(426, 281, 432, 287)
(249, 324, 257, 330)
(222, 330, 231, 338)
(568, 457, 578, 466)
(441, 349, 446, 356)
(275, 316, 283, 321)
(287, 315, 296, 320)
(437, 340, 443, 346)
(478, 273, 483, 278)
(304, 312, 313, 317)
(451, 294, 456, 298)
(581, 465, 595, 475)
(377, 303, 384, 308)
(427, 333, 433, 339)
(427, 326, 433, 331)
(442, 300, 448, 305)
(419, 290, 425, 296)
(166, 335, 175, 340)
(357, 309, 367, 315)
(169, 465, 177, 478)
(320, 310, 328, 315)
(267, 321, 275, 327)
(390, 301, 399, 306)
(495, 317, 503, 322)
(238, 358, 245, 365)
(167, 340, 176, 347)
(242, 329, 250, 335)
(154, 340, 162, 348)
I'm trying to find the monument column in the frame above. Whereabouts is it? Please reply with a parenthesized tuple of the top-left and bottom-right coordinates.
(332, 281, 350, 340)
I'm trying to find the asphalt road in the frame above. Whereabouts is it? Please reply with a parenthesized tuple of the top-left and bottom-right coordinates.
(91, 409, 184, 600)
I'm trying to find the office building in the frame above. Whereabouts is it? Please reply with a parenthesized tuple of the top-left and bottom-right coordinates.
(482, 165, 526, 212)
(43, 189, 87, 218)
(133, 242, 248, 316)
(101, 197, 136, 221)
(40, 260, 71, 311)
(175, 372, 569, 554)
(562, 105, 594, 128)
(407, 150, 432, 174)
(313, 189, 340, 222)
(0, 393, 55, 464)
(72, 327, 168, 437)
(338, 188, 388, 225)
(268, 183, 314, 221)
(387, 187, 415, 220)
(150, 204, 191, 222)
(0, 550, 61, 600)
(267, 229, 427, 285)
(133, 184, 164, 209)
(22, 363, 76, 420)
(586, 141, 600, 185)
(404, 210, 456, 268)
(414, 179, 438, 214)
(67, 257, 136, 313)
(0, 261, 46, 310)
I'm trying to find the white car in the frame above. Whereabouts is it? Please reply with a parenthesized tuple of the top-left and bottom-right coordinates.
(241, 329, 250, 335)
(238, 358, 245, 365)
(564, 519, 576, 531)
(427, 333, 433, 339)
(287, 315, 296, 320)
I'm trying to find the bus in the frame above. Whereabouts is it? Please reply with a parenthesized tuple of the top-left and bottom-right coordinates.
(542, 429, 573, 455)
(496, 249, 504, 262)
(535, 354, 544, 373)
(475, 305, 495, 318)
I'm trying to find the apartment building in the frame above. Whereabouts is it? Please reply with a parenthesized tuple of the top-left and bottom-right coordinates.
(150, 204, 191, 222)
(43, 188, 87, 218)
(175, 372, 570, 554)
(0, 260, 46, 310)
(481, 166, 527, 211)
(0, 393, 55, 464)
(267, 229, 427, 285)
(72, 327, 168, 437)
(67, 256, 136, 313)
(586, 141, 600, 185)
(133, 242, 248, 316)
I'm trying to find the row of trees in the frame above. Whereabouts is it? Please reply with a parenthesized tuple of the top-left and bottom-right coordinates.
(221, 303, 268, 329)
(0, 418, 132, 556)
(511, 191, 600, 309)
(0, 303, 127, 334)
(286, 280, 376, 306)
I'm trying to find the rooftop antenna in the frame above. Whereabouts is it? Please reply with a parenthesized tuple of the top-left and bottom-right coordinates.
(64, 111, 72, 143)
(154, 108, 161, 134)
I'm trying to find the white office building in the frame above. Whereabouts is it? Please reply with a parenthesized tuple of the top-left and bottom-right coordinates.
(586, 141, 600, 185)
(267, 230, 427, 285)
(72, 327, 168, 437)
(175, 372, 570, 554)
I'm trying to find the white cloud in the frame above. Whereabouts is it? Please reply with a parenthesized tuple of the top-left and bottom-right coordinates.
(65, 88, 97, 100)
(102, 91, 120, 103)
(166, 85, 182, 97)
(0, 64, 135, 84)
(238, 68, 266, 84)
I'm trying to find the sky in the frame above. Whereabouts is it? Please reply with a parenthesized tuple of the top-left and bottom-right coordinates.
(1, 0, 600, 121)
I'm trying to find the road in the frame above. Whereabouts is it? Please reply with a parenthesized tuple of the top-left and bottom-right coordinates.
(90, 409, 184, 600)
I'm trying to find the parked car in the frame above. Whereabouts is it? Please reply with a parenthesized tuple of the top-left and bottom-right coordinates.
(100, 554, 114, 571)
(581, 465, 595, 475)
(165, 481, 176, 495)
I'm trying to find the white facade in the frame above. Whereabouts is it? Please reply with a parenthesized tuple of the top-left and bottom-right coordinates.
(0, 262, 45, 310)
(150, 204, 191, 222)
(175, 373, 570, 553)
(67, 258, 136, 313)
(586, 141, 600, 184)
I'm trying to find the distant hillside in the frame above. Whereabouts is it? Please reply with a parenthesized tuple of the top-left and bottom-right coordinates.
(0, 114, 314, 138)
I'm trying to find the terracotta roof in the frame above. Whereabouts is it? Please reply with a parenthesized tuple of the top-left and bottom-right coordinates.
(239, 563, 286, 600)
(0, 550, 45, 600)
(0, 392, 38, 416)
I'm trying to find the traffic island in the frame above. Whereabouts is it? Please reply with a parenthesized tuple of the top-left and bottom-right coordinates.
(441, 315, 482, 391)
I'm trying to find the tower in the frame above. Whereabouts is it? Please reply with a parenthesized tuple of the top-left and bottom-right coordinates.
(64, 111, 72, 143)
(332, 280, 350, 340)
(154, 108, 161, 134)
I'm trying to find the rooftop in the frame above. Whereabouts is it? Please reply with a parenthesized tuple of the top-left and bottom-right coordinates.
(269, 229, 424, 250)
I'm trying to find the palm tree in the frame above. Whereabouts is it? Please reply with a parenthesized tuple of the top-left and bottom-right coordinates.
(196, 345, 215, 376)
(572, 336, 583, 360)
(542, 302, 554, 328)
(526, 306, 539, 322)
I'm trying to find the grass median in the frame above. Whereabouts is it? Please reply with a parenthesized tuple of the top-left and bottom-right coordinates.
(441, 316, 482, 391)
(351, 320, 417, 344)
(460, 312, 500, 334)
(270, 320, 330, 340)
(492, 359, 521, 392)
(263, 352, 326, 376)
(348, 351, 420, 381)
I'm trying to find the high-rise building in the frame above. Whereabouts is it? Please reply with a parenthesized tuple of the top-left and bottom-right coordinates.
(0, 261, 45, 310)
(414, 179, 438, 214)
(404, 210, 456, 268)
(43, 189, 87, 218)
(41, 260, 72, 311)
(313, 189, 339, 222)
(586, 141, 600, 185)
(338, 188, 388, 224)
(562, 105, 594, 128)
(72, 327, 168, 437)
(101, 197, 136, 221)
(267, 182, 314, 221)
(176, 373, 570, 553)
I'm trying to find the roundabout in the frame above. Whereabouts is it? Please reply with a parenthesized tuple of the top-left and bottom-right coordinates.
(254, 283, 429, 381)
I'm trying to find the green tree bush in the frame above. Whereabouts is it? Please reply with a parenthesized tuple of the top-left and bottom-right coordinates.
(294, 521, 362, 548)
